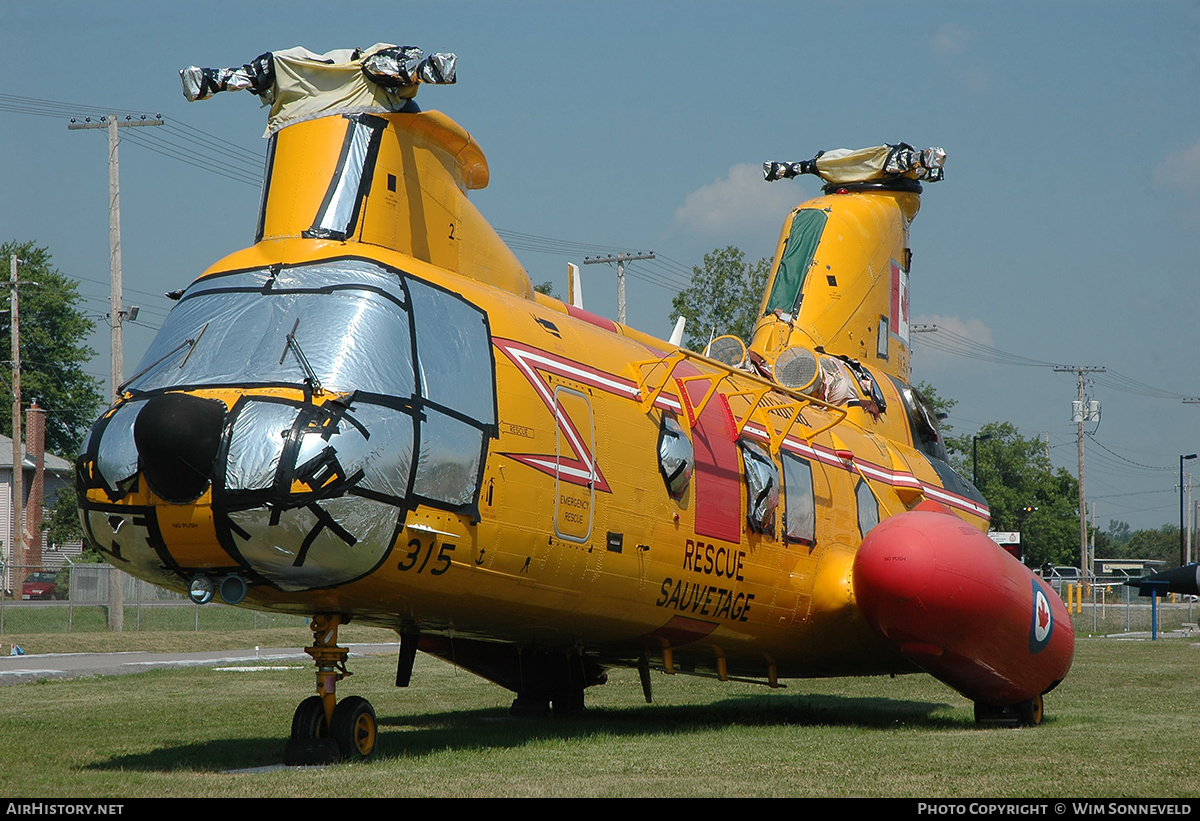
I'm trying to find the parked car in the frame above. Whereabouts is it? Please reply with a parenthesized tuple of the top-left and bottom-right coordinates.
(21, 572, 59, 600)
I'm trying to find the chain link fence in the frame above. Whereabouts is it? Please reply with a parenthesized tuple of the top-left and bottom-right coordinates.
(0, 564, 305, 634)
(2, 564, 1195, 637)
(1047, 575, 1198, 636)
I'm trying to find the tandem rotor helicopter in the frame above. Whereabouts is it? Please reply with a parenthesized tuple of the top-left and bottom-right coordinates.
(75, 44, 1074, 763)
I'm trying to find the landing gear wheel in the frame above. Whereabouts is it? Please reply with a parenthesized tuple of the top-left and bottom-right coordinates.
(331, 695, 377, 759)
(284, 696, 341, 765)
(291, 695, 327, 740)
(1017, 694, 1044, 727)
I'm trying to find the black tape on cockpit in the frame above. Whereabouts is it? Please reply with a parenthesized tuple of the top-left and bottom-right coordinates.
(294, 445, 366, 500)
(293, 502, 358, 568)
(303, 114, 387, 242)
(254, 134, 278, 244)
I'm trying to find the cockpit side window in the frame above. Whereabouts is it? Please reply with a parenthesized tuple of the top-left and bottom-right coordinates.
(886, 375, 948, 462)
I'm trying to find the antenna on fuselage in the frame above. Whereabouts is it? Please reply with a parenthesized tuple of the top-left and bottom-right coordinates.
(567, 263, 584, 309)
(668, 316, 686, 347)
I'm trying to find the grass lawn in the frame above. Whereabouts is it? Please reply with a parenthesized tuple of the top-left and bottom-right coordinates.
(0, 630, 1196, 798)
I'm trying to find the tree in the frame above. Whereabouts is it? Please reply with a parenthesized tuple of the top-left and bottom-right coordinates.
(45, 480, 87, 551)
(947, 421, 1081, 568)
(533, 280, 560, 300)
(670, 247, 771, 351)
(1105, 519, 1132, 548)
(1116, 524, 1180, 567)
(0, 241, 103, 456)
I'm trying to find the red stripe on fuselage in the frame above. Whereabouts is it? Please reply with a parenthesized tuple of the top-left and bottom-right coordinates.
(490, 337, 987, 521)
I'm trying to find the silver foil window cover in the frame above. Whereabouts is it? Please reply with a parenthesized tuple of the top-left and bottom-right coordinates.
(740, 440, 779, 537)
(657, 413, 694, 500)
(216, 394, 415, 591)
(228, 495, 402, 592)
(225, 400, 302, 491)
(408, 276, 497, 425)
(305, 114, 386, 241)
(221, 395, 418, 506)
(125, 260, 415, 396)
(92, 400, 148, 493)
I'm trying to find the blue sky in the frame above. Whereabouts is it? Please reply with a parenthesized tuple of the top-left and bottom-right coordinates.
(2, 1, 1198, 533)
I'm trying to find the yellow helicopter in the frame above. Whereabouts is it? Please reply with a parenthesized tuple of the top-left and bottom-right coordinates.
(76, 44, 1074, 763)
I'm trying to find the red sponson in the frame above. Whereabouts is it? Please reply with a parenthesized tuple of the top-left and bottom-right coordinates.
(853, 509, 1074, 705)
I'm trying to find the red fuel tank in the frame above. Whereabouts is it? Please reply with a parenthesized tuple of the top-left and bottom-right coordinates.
(853, 508, 1074, 706)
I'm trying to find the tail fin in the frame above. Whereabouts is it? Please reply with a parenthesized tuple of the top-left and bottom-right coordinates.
(750, 145, 945, 385)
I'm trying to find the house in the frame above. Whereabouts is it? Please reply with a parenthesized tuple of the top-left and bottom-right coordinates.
(0, 404, 79, 594)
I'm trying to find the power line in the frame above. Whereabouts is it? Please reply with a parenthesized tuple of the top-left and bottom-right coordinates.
(911, 324, 1198, 400)
(583, 252, 656, 325)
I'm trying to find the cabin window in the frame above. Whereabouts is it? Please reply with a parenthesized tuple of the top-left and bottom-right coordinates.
(657, 413, 694, 500)
(740, 440, 779, 537)
(782, 453, 816, 545)
(764, 209, 828, 316)
(856, 479, 879, 537)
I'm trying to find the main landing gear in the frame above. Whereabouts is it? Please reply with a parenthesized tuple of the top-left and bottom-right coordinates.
(974, 693, 1044, 728)
(283, 614, 378, 765)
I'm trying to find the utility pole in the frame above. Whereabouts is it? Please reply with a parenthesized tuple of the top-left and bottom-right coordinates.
(1181, 454, 1197, 568)
(9, 255, 23, 571)
(1054, 365, 1104, 578)
(7, 256, 38, 574)
(68, 113, 162, 399)
(69, 113, 161, 631)
(582, 251, 655, 325)
(1187, 474, 1194, 566)
(1185, 496, 1195, 566)
(9, 254, 19, 572)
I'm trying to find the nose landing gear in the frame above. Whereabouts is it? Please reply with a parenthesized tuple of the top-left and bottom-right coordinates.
(283, 614, 379, 765)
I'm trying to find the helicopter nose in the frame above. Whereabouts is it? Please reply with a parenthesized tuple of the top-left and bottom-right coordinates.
(133, 393, 226, 503)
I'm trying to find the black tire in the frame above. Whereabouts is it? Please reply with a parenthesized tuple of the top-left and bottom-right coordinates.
(330, 695, 377, 759)
(291, 695, 328, 741)
(974, 701, 999, 724)
(1017, 694, 1044, 727)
